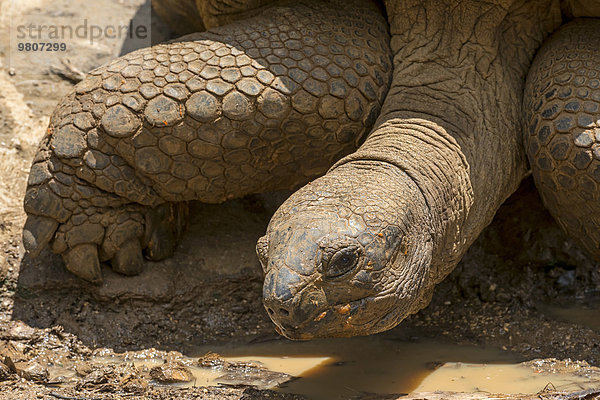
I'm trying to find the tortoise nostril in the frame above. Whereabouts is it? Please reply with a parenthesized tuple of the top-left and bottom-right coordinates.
(279, 308, 290, 316)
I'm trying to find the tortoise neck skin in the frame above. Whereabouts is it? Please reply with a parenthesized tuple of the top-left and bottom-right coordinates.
(261, 0, 566, 339)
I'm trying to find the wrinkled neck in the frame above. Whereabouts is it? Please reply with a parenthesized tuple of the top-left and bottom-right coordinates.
(385, 0, 560, 61)
(333, 119, 468, 284)
(335, 0, 563, 283)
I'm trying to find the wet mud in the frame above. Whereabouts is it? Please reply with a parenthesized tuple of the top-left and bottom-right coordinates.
(2, 316, 600, 399)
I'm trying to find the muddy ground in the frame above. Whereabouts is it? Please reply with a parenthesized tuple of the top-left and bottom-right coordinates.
(0, 0, 600, 399)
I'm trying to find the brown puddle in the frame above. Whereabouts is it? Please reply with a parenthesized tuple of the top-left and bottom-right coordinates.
(71, 336, 600, 399)
(540, 297, 600, 332)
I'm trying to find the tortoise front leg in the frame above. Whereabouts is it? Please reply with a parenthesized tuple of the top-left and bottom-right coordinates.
(22, 0, 392, 283)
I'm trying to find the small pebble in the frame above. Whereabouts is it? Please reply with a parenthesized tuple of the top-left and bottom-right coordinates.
(149, 361, 193, 383)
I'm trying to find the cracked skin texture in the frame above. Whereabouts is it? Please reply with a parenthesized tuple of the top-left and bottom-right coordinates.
(22, 0, 600, 339)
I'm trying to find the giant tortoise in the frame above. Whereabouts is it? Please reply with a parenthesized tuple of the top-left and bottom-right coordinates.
(21, 0, 600, 339)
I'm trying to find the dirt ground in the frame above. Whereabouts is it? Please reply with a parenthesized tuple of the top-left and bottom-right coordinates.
(1, 0, 600, 399)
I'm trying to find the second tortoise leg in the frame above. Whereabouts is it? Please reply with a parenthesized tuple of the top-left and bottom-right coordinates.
(22, 0, 392, 283)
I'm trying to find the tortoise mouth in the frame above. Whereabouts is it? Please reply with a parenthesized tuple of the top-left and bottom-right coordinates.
(269, 296, 382, 340)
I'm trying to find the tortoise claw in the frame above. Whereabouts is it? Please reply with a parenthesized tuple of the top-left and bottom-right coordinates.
(63, 243, 103, 285)
(22, 215, 59, 258)
(111, 239, 144, 276)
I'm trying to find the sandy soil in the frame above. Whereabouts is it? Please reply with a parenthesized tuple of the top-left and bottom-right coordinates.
(0, 0, 600, 399)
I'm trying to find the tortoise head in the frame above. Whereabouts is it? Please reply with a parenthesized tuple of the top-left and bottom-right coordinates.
(257, 161, 434, 339)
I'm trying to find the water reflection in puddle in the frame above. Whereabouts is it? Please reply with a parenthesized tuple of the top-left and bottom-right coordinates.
(68, 335, 600, 399)
(169, 337, 598, 399)
(416, 362, 595, 394)
(44, 298, 600, 397)
(541, 298, 600, 332)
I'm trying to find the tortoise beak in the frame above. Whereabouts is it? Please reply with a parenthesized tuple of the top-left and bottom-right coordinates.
(262, 269, 328, 339)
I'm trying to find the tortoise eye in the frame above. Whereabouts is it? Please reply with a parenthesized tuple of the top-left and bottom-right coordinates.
(323, 246, 360, 279)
